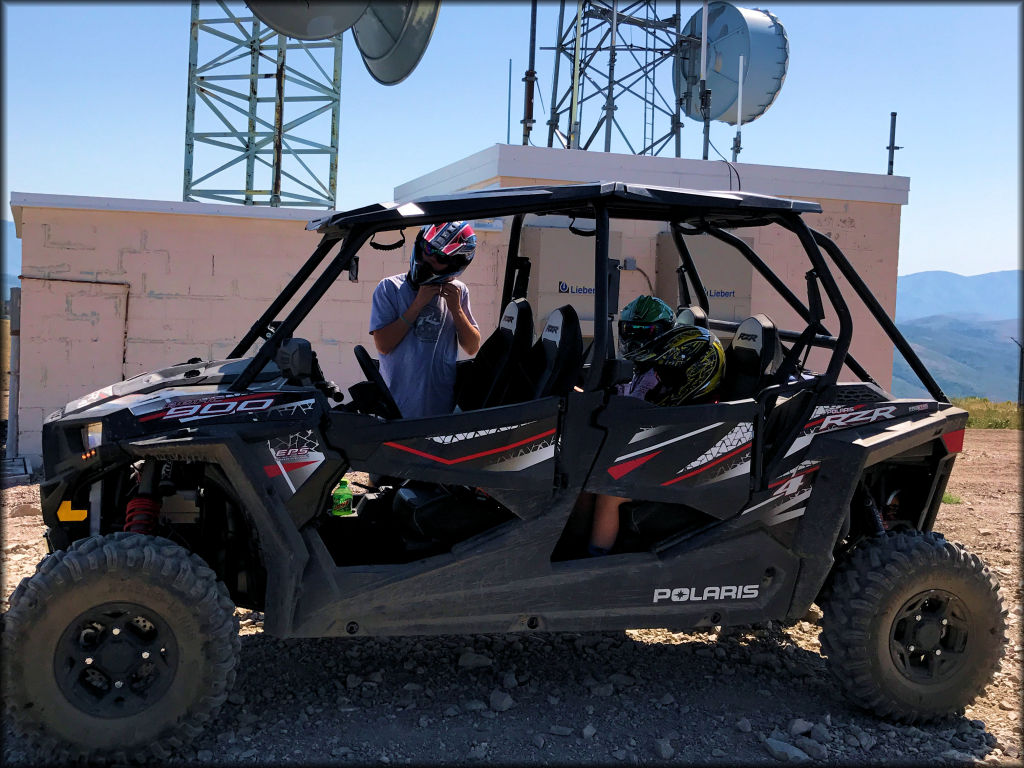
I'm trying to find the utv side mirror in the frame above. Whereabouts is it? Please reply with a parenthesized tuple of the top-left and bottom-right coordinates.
(275, 338, 314, 382)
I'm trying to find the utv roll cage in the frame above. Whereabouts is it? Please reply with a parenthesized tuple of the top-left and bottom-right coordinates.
(227, 181, 945, 404)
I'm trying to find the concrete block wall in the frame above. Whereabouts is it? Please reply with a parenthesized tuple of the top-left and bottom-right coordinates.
(750, 199, 899, 383)
(9, 197, 506, 464)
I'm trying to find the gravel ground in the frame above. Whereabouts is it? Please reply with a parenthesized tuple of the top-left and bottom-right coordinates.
(2, 428, 1021, 766)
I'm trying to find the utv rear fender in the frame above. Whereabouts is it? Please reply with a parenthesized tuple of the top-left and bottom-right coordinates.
(784, 406, 968, 621)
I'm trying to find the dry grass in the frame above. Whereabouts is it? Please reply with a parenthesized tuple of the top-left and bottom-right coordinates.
(952, 396, 1022, 429)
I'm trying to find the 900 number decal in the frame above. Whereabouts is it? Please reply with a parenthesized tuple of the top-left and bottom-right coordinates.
(164, 398, 273, 420)
(139, 395, 277, 423)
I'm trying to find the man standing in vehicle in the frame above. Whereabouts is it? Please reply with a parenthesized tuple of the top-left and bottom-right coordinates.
(369, 221, 481, 419)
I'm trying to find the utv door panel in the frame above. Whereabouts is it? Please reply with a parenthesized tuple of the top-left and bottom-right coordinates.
(326, 397, 561, 490)
(586, 396, 759, 517)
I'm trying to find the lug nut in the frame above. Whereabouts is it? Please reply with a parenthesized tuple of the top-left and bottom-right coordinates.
(935, 649, 942, 656)
(114, 680, 124, 689)
(908, 645, 915, 652)
(141, 651, 150, 660)
(941, 618, 948, 626)
(915, 614, 922, 621)
(84, 657, 94, 665)
(111, 628, 121, 636)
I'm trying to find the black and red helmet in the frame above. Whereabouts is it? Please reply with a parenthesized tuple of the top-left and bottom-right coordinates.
(409, 221, 476, 286)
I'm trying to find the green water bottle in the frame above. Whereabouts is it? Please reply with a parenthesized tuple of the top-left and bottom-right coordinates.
(330, 479, 353, 516)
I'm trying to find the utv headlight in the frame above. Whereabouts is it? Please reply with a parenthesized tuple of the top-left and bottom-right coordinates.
(83, 422, 103, 450)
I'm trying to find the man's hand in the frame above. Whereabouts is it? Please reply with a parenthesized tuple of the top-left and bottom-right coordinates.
(412, 284, 443, 313)
(439, 282, 462, 312)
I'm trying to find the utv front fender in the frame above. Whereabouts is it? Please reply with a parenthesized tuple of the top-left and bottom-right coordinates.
(121, 433, 310, 637)
(784, 406, 968, 621)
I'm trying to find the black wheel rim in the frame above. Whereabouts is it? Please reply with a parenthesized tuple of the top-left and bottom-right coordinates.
(889, 589, 970, 685)
(54, 602, 179, 718)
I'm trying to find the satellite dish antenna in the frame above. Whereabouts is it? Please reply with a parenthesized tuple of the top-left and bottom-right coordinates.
(245, 0, 369, 40)
(677, 2, 788, 125)
(352, 0, 440, 85)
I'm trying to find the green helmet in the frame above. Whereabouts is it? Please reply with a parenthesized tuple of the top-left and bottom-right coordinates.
(618, 295, 675, 358)
(629, 324, 726, 406)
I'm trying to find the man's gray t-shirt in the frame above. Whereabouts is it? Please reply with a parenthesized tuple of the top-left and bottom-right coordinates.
(369, 274, 477, 419)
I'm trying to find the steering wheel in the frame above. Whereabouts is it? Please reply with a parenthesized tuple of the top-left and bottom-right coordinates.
(353, 345, 402, 420)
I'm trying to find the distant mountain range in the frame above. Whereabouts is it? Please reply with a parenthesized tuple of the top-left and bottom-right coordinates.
(891, 270, 1020, 402)
(895, 270, 1019, 322)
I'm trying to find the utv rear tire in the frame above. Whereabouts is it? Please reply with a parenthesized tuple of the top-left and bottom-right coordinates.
(2, 532, 240, 762)
(819, 530, 1005, 723)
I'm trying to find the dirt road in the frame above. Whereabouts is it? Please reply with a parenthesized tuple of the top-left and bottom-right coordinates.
(2, 429, 1020, 765)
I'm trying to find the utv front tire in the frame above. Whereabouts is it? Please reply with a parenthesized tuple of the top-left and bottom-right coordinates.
(2, 532, 240, 762)
(819, 530, 1005, 723)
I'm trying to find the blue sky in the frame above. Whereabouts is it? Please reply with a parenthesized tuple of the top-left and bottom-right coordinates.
(2, 1, 1020, 276)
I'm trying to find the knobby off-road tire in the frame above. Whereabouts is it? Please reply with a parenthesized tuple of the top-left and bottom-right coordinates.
(819, 530, 1006, 723)
(2, 532, 240, 762)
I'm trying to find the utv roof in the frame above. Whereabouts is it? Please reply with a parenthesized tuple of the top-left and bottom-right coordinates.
(306, 181, 823, 235)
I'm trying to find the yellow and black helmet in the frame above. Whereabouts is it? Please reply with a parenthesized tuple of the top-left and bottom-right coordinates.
(630, 325, 726, 405)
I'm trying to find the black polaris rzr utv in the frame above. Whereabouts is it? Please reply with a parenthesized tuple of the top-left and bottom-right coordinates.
(3, 182, 1005, 760)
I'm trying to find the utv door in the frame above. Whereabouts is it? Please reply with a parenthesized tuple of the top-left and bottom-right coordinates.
(584, 394, 759, 519)
(327, 396, 561, 494)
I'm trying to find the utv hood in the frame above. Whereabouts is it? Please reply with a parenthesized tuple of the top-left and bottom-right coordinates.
(48, 357, 283, 424)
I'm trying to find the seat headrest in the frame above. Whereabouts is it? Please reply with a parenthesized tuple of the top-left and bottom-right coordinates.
(675, 305, 708, 329)
(730, 313, 782, 374)
(540, 304, 574, 345)
(500, 298, 524, 331)
(529, 304, 583, 399)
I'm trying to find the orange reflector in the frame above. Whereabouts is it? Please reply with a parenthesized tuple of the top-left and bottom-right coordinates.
(941, 429, 965, 454)
(57, 500, 88, 522)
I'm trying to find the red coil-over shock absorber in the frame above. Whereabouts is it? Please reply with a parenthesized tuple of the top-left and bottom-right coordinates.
(124, 460, 162, 534)
(124, 496, 161, 533)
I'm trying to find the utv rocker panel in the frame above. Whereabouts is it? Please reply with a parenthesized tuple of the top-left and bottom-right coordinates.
(286, 523, 800, 638)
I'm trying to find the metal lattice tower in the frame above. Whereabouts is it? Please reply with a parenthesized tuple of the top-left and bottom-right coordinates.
(183, 0, 342, 207)
(545, 0, 690, 156)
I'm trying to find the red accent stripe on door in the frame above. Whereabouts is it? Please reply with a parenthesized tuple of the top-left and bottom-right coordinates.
(660, 442, 751, 486)
(607, 451, 661, 480)
(383, 428, 557, 466)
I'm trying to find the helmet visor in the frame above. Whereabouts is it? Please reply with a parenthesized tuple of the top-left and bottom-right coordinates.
(618, 320, 665, 345)
(419, 240, 456, 266)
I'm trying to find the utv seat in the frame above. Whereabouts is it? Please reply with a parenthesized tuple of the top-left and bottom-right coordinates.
(717, 313, 783, 400)
(523, 304, 584, 399)
(455, 298, 534, 411)
(674, 305, 709, 329)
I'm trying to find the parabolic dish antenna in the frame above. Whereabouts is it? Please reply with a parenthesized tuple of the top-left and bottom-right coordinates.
(352, 0, 440, 85)
(245, 0, 369, 40)
(677, 2, 788, 126)
(244, 0, 440, 85)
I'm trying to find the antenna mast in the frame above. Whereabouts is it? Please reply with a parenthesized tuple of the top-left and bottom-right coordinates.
(886, 111, 903, 175)
(545, 0, 687, 156)
(183, 0, 342, 208)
